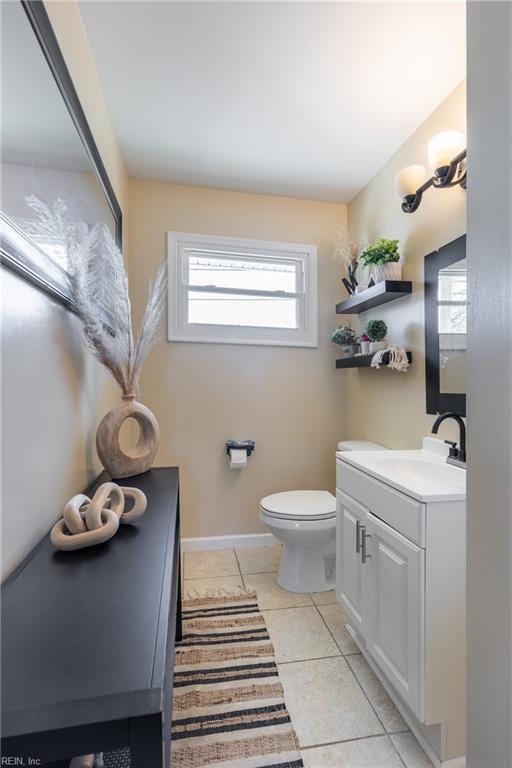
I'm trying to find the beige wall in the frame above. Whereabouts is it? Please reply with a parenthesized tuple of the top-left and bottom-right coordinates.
(1, 0, 127, 578)
(128, 180, 347, 538)
(346, 81, 466, 448)
(1, 2, 466, 569)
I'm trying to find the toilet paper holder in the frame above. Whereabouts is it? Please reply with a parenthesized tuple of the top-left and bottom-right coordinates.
(226, 440, 255, 458)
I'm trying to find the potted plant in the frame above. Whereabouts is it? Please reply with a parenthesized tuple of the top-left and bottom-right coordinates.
(331, 326, 359, 358)
(365, 319, 388, 354)
(360, 238, 401, 283)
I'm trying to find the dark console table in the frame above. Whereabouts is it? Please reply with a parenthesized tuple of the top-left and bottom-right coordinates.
(1, 467, 181, 767)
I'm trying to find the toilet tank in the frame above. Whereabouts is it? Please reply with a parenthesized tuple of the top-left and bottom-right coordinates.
(337, 440, 387, 452)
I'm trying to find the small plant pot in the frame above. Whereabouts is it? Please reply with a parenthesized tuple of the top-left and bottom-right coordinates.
(369, 340, 387, 354)
(339, 343, 359, 358)
(371, 263, 402, 283)
(360, 340, 370, 355)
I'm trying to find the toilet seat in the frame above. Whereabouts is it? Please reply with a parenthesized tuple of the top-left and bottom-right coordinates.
(260, 490, 336, 521)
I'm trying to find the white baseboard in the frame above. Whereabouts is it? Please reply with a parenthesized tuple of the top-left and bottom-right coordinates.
(181, 533, 276, 551)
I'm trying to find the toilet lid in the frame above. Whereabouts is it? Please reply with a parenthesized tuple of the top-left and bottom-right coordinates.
(260, 490, 336, 521)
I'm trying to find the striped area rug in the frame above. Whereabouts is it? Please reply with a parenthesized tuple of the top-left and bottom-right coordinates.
(171, 591, 304, 768)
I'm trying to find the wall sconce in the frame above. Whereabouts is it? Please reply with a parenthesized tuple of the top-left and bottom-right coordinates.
(395, 131, 467, 213)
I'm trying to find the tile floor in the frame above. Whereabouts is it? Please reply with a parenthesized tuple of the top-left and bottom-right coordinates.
(182, 545, 434, 768)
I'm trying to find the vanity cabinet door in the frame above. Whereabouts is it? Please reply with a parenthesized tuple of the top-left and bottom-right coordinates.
(336, 491, 367, 636)
(364, 512, 425, 720)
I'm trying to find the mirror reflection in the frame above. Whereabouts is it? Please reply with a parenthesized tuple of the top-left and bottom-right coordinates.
(438, 258, 467, 395)
(1, 2, 116, 287)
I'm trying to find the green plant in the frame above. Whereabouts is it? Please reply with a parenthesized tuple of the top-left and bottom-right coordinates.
(360, 238, 400, 266)
(365, 319, 387, 342)
(331, 326, 357, 346)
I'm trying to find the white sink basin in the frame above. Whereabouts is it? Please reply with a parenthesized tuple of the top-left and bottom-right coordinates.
(373, 455, 464, 490)
(337, 439, 466, 501)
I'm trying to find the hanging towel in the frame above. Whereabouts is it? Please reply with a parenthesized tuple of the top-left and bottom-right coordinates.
(371, 345, 410, 372)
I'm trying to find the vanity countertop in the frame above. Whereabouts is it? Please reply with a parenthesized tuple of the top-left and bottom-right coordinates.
(336, 440, 466, 503)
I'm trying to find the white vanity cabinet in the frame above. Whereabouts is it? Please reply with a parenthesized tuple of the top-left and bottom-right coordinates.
(337, 491, 366, 634)
(364, 511, 425, 718)
(336, 456, 466, 767)
(337, 490, 425, 718)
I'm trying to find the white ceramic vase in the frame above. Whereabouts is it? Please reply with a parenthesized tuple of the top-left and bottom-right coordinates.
(356, 264, 371, 292)
(339, 343, 359, 358)
(96, 394, 159, 479)
(371, 262, 402, 283)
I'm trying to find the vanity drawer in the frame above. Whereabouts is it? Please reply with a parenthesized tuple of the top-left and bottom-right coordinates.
(336, 460, 425, 547)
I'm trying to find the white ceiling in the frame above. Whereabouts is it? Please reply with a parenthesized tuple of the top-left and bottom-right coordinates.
(79, 1, 466, 203)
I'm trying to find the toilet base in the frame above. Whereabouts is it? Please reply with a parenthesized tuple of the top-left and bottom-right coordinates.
(276, 543, 335, 593)
(259, 501, 336, 594)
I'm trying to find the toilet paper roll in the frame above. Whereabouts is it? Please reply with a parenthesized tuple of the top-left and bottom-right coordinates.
(229, 448, 247, 469)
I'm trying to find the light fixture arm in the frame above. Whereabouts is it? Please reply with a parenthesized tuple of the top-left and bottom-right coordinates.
(432, 148, 467, 189)
(401, 177, 434, 213)
(401, 147, 467, 213)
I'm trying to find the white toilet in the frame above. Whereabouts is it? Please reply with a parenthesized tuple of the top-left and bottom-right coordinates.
(260, 440, 385, 593)
(260, 490, 336, 593)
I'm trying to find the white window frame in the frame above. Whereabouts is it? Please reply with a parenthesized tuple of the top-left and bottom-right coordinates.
(167, 232, 317, 347)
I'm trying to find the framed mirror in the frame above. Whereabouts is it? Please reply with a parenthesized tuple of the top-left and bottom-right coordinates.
(425, 235, 466, 416)
(0, 0, 122, 311)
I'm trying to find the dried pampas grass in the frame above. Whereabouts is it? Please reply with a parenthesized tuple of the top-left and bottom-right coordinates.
(332, 230, 359, 270)
(27, 196, 166, 396)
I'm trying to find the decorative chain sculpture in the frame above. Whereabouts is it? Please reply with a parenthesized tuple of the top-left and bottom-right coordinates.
(51, 482, 147, 551)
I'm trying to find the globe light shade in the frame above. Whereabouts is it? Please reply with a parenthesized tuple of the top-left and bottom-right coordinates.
(428, 131, 466, 174)
(395, 165, 427, 199)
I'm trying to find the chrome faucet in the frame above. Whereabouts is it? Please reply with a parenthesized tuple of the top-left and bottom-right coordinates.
(431, 412, 466, 468)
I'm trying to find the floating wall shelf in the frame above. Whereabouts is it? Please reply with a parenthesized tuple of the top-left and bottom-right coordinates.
(336, 351, 413, 369)
(336, 281, 412, 315)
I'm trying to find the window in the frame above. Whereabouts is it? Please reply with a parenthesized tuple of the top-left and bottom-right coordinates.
(437, 262, 467, 335)
(167, 232, 317, 346)
(437, 258, 467, 392)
